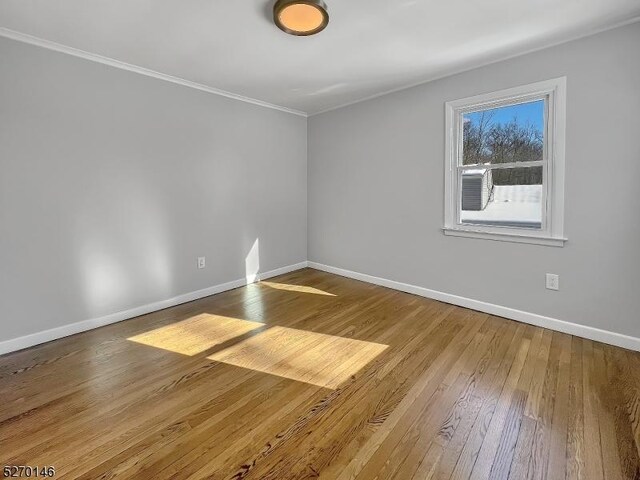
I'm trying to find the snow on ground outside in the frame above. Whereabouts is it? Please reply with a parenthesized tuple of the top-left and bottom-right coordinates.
(461, 184, 542, 227)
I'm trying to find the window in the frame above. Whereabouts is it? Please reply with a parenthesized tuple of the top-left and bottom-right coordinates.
(444, 78, 567, 246)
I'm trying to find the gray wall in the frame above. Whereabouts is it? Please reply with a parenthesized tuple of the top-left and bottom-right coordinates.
(308, 23, 640, 338)
(0, 37, 307, 342)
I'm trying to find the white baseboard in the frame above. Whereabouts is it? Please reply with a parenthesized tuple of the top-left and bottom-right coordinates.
(308, 262, 640, 352)
(0, 261, 308, 356)
(5, 260, 637, 355)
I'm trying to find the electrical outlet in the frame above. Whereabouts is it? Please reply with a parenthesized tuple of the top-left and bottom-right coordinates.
(197, 257, 206, 269)
(545, 273, 559, 291)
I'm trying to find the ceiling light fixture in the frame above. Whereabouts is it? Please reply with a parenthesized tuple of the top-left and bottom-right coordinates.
(273, 0, 329, 36)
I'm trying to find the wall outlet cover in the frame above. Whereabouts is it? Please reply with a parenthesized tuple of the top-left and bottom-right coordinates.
(546, 273, 559, 291)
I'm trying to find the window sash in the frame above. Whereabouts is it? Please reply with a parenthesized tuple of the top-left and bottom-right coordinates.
(455, 164, 548, 230)
(452, 94, 552, 233)
(457, 161, 543, 171)
(456, 94, 549, 167)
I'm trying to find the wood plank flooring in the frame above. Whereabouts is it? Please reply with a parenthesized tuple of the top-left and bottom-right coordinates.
(1, 268, 640, 479)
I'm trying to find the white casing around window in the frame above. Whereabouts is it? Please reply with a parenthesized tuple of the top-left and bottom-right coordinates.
(443, 77, 567, 247)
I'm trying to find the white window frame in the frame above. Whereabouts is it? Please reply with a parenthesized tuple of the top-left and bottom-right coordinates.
(443, 77, 567, 247)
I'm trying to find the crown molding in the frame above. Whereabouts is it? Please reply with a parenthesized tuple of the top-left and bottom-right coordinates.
(0, 27, 308, 118)
(309, 15, 640, 116)
(2, 15, 638, 119)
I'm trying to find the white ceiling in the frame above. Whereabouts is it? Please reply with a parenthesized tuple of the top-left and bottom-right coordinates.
(1, 0, 639, 115)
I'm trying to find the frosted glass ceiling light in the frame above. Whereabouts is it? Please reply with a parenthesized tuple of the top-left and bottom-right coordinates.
(274, 0, 329, 36)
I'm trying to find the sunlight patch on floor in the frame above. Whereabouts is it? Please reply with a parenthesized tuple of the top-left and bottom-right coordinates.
(128, 314, 263, 355)
(207, 326, 387, 389)
(260, 281, 336, 296)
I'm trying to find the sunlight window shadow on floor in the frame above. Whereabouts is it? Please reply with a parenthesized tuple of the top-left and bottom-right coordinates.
(246, 238, 260, 283)
(127, 313, 264, 356)
(260, 281, 336, 296)
(207, 326, 388, 389)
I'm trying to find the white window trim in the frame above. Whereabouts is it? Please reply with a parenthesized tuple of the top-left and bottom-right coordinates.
(443, 77, 567, 247)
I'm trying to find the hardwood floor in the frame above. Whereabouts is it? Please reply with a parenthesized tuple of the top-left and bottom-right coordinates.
(2, 268, 640, 479)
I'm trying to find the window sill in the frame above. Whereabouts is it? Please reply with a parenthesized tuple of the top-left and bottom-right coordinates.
(442, 228, 567, 247)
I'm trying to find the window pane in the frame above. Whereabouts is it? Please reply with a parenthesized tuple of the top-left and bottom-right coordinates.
(460, 166, 542, 229)
(462, 100, 544, 166)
